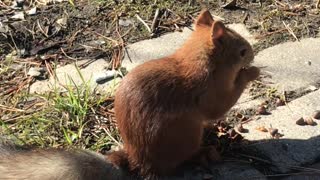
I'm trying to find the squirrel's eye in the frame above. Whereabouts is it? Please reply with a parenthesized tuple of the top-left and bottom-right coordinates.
(240, 49, 247, 57)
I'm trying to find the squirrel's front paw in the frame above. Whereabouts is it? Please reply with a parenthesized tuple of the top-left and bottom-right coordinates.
(238, 66, 260, 83)
(245, 66, 260, 81)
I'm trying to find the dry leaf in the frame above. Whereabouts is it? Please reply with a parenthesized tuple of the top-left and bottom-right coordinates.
(255, 126, 268, 132)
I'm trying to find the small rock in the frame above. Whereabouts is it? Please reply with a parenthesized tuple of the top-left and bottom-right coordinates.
(304, 117, 316, 126)
(10, 12, 25, 20)
(261, 101, 269, 106)
(27, 67, 45, 77)
(27, 7, 37, 15)
(95, 70, 118, 84)
(305, 61, 312, 65)
(296, 117, 317, 126)
(56, 17, 68, 29)
(296, 117, 306, 126)
(0, 22, 8, 33)
(312, 110, 320, 120)
(256, 106, 268, 115)
(119, 18, 133, 27)
(17, 48, 27, 57)
(268, 128, 278, 137)
(221, 0, 237, 9)
(276, 98, 285, 106)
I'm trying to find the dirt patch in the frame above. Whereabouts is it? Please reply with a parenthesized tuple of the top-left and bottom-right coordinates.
(2, 1, 319, 61)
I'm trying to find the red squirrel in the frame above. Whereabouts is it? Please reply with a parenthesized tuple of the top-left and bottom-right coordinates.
(108, 9, 260, 177)
(0, 9, 259, 180)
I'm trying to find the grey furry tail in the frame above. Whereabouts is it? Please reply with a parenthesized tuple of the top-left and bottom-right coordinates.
(0, 144, 130, 180)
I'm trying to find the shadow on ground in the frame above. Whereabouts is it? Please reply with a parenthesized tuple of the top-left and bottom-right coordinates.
(1, 135, 319, 180)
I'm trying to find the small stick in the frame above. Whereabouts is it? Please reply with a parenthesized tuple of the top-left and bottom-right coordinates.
(254, 28, 286, 39)
(282, 21, 299, 41)
(102, 127, 123, 148)
(60, 47, 77, 61)
(136, 14, 151, 33)
(151, 8, 161, 33)
(0, 104, 25, 112)
(37, 20, 48, 38)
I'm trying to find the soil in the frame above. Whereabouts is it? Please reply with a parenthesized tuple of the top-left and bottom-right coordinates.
(1, 0, 319, 62)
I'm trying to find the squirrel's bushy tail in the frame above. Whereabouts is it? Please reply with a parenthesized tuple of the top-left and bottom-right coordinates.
(107, 150, 130, 169)
(107, 150, 156, 179)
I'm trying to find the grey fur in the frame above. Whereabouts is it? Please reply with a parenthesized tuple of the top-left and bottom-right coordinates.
(0, 143, 128, 180)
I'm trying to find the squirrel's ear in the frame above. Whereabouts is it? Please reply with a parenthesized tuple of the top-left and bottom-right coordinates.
(211, 21, 226, 41)
(195, 9, 213, 27)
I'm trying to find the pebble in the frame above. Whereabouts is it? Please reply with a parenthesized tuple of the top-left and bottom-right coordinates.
(312, 110, 320, 119)
(27, 7, 37, 15)
(119, 18, 134, 27)
(27, 67, 45, 77)
(10, 12, 25, 20)
(95, 70, 118, 84)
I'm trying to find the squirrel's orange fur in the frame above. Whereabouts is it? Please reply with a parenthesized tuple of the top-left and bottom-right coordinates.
(108, 9, 260, 177)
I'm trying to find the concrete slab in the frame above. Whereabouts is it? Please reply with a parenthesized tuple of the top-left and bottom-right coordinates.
(122, 27, 193, 71)
(29, 59, 121, 94)
(240, 90, 320, 173)
(253, 38, 320, 91)
(29, 23, 258, 94)
(122, 23, 258, 71)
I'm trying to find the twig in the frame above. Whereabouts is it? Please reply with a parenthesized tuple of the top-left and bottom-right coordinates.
(44, 60, 55, 79)
(37, 20, 48, 38)
(94, 32, 119, 45)
(151, 8, 161, 33)
(0, 104, 24, 112)
(121, 26, 134, 38)
(60, 48, 77, 61)
(102, 127, 122, 148)
(8, 31, 18, 51)
(114, 20, 125, 69)
(282, 21, 299, 41)
(241, 12, 248, 24)
(274, 0, 286, 7)
(136, 14, 151, 33)
(254, 28, 286, 39)
(16, 77, 33, 93)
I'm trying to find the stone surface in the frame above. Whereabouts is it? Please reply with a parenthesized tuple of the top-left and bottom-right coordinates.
(234, 37, 320, 111)
(29, 23, 258, 94)
(280, 162, 320, 179)
(209, 162, 266, 180)
(29, 59, 121, 94)
(27, 67, 43, 77)
(239, 90, 320, 173)
(122, 23, 258, 71)
(122, 27, 193, 71)
(253, 38, 320, 91)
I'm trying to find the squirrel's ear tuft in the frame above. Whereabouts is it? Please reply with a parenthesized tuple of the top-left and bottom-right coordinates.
(211, 21, 226, 41)
(195, 9, 213, 27)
